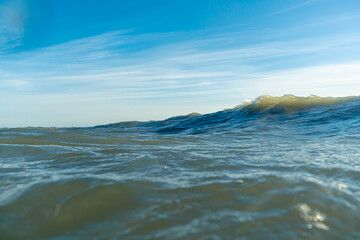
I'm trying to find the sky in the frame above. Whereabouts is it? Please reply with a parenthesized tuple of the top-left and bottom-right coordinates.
(1, 0, 360, 127)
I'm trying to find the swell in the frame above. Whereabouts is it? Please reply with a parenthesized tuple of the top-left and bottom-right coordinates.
(153, 95, 360, 134)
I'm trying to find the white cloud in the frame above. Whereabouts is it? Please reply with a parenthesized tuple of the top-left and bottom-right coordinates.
(263, 0, 318, 17)
(0, 0, 25, 51)
(253, 63, 360, 97)
(1, 27, 360, 127)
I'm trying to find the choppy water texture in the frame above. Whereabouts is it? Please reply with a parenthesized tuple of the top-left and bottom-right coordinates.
(1, 95, 360, 239)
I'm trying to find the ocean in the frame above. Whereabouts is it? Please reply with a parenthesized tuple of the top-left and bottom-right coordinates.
(1, 95, 359, 239)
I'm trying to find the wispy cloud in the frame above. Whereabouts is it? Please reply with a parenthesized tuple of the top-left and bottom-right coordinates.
(252, 63, 360, 97)
(264, 0, 318, 17)
(0, 0, 25, 52)
(1, 21, 360, 126)
(2, 29, 360, 95)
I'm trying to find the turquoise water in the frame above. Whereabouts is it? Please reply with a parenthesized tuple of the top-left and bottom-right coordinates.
(1, 95, 360, 239)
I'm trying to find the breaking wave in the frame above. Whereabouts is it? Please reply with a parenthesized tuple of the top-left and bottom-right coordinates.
(99, 95, 360, 134)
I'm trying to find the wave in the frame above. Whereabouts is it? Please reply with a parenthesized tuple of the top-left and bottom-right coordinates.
(155, 95, 360, 134)
(91, 95, 360, 134)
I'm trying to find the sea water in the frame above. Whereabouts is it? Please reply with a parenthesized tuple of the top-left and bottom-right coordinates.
(1, 95, 360, 239)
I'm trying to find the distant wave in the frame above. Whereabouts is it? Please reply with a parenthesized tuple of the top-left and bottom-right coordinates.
(99, 95, 360, 134)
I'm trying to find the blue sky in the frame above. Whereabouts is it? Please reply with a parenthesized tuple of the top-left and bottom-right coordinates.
(1, 0, 360, 127)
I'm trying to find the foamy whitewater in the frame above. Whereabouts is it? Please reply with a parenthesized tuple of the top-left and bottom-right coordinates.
(1, 95, 360, 239)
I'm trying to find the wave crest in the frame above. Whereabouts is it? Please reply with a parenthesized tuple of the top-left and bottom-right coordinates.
(238, 95, 358, 114)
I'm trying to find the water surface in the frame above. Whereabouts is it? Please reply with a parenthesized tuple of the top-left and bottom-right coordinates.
(1, 95, 360, 239)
